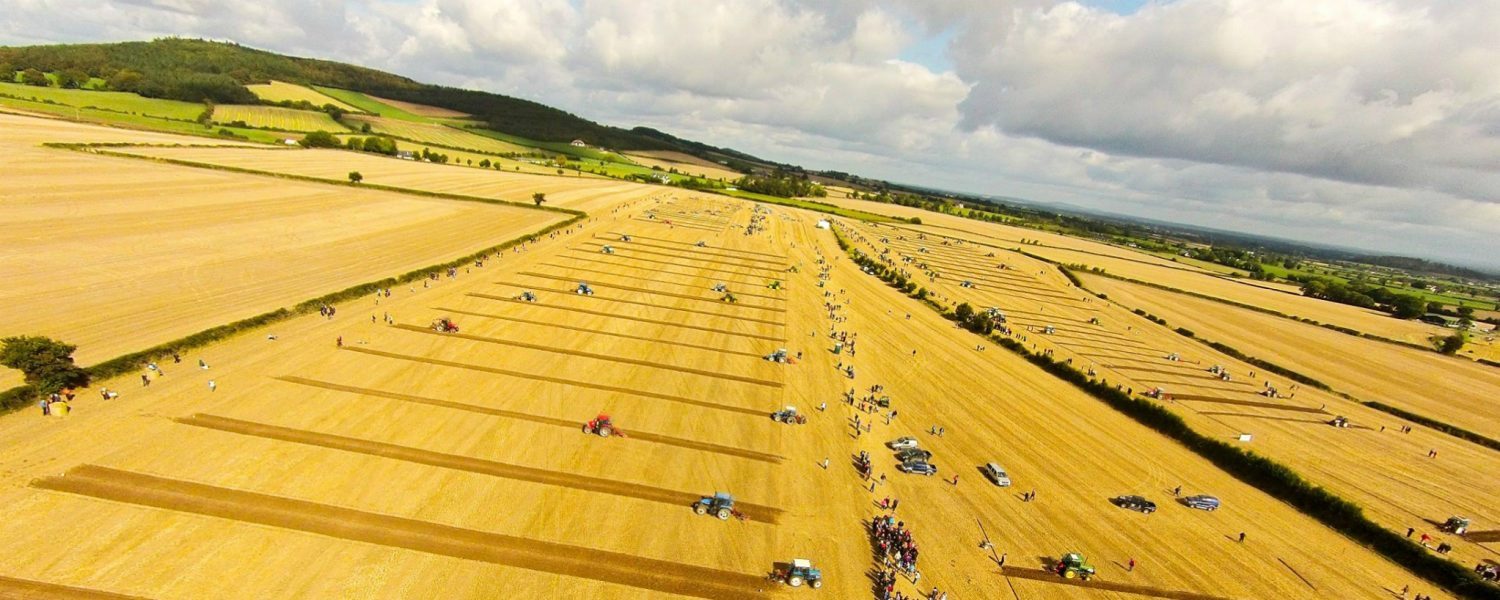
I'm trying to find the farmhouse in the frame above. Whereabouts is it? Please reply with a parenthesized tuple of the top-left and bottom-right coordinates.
(570, 139, 587, 147)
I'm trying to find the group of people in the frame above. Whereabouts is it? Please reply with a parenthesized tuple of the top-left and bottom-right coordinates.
(871, 515, 921, 576)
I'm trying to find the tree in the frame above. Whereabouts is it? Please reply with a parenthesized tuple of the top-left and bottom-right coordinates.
(0, 336, 90, 394)
(1439, 334, 1465, 355)
(532, 192, 546, 207)
(20, 68, 49, 86)
(0, 63, 13, 81)
(1390, 294, 1426, 319)
(299, 130, 340, 148)
(955, 302, 975, 322)
(56, 69, 88, 89)
(360, 122, 372, 133)
(107, 68, 143, 91)
(348, 171, 363, 183)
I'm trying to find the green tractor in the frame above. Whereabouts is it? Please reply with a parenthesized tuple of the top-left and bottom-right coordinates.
(1055, 553, 1096, 580)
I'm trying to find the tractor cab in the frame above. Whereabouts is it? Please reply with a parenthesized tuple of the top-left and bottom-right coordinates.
(695, 492, 736, 520)
(601, 244, 615, 254)
(959, 280, 974, 288)
(768, 280, 782, 290)
(575, 282, 595, 295)
(620, 234, 632, 242)
(517, 290, 538, 302)
(1329, 416, 1350, 428)
(1056, 552, 1096, 580)
(1441, 516, 1470, 535)
(785, 559, 823, 589)
(695, 241, 707, 247)
(431, 317, 459, 333)
(712, 282, 728, 293)
(765, 348, 790, 363)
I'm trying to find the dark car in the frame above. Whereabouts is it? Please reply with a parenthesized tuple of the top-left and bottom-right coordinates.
(897, 461, 938, 476)
(1112, 495, 1157, 514)
(895, 448, 933, 462)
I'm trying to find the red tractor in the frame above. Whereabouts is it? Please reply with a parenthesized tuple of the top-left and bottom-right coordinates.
(431, 317, 459, 333)
(583, 414, 624, 438)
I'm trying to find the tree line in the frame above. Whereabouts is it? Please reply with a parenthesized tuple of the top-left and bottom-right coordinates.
(734, 170, 826, 198)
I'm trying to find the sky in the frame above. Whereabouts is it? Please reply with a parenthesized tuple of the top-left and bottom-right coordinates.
(3, 0, 1498, 269)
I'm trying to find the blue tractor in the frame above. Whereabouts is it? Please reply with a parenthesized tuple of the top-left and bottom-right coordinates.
(783, 558, 823, 589)
(694, 492, 740, 520)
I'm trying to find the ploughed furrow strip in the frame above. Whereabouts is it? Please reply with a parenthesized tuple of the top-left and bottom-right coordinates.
(0, 576, 151, 600)
(562, 250, 777, 280)
(518, 272, 785, 313)
(467, 294, 782, 341)
(434, 308, 762, 357)
(605, 232, 788, 259)
(175, 414, 783, 523)
(599, 238, 786, 266)
(1105, 365, 1235, 380)
(274, 377, 782, 462)
(999, 567, 1232, 600)
(32, 466, 769, 600)
(395, 324, 782, 388)
(577, 242, 785, 274)
(337, 348, 776, 418)
(1196, 412, 1333, 425)
(1171, 394, 1329, 414)
(545, 258, 775, 290)
(1466, 530, 1500, 543)
(536, 263, 786, 301)
(632, 217, 716, 231)
(490, 282, 785, 327)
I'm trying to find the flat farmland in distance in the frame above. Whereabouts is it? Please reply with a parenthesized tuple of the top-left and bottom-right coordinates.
(0, 113, 563, 367)
(624, 151, 743, 180)
(113, 145, 667, 213)
(366, 94, 470, 118)
(1083, 273, 1500, 440)
(818, 195, 1451, 345)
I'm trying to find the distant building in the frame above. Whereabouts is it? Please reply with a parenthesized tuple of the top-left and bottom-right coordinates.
(570, 139, 587, 147)
(1421, 314, 1460, 328)
(282, 139, 298, 146)
(396, 150, 416, 160)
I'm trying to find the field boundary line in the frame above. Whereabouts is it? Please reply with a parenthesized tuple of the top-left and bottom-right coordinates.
(562, 249, 780, 280)
(595, 236, 786, 265)
(604, 232, 788, 259)
(32, 466, 769, 600)
(576, 242, 785, 274)
(536, 262, 786, 301)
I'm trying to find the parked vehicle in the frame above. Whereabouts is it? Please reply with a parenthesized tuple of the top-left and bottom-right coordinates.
(1112, 495, 1157, 514)
(982, 463, 1012, 487)
(1183, 495, 1220, 511)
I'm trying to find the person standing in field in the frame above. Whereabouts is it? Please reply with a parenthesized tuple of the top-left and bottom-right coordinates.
(208, 380, 217, 393)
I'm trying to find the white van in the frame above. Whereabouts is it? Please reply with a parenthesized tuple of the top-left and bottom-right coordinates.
(983, 463, 1011, 487)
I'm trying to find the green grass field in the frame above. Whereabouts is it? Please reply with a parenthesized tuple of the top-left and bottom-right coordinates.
(246, 81, 358, 111)
(311, 86, 428, 121)
(720, 189, 898, 222)
(0, 95, 285, 144)
(462, 128, 630, 161)
(0, 81, 204, 120)
(214, 105, 344, 132)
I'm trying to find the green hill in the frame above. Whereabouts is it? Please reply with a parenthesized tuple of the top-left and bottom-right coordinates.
(0, 38, 744, 155)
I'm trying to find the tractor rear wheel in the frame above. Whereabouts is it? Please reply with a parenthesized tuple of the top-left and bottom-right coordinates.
(598, 426, 612, 437)
(788, 576, 804, 587)
(1063, 569, 1077, 579)
(694, 504, 707, 515)
(717, 508, 731, 520)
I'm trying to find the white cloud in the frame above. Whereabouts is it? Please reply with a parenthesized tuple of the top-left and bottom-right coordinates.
(1, 0, 1497, 267)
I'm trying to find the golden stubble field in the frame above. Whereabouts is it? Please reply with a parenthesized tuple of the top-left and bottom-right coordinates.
(0, 113, 576, 373)
(1082, 274, 1500, 439)
(0, 183, 1464, 599)
(114, 145, 661, 214)
(839, 218, 1499, 581)
(819, 196, 1450, 345)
